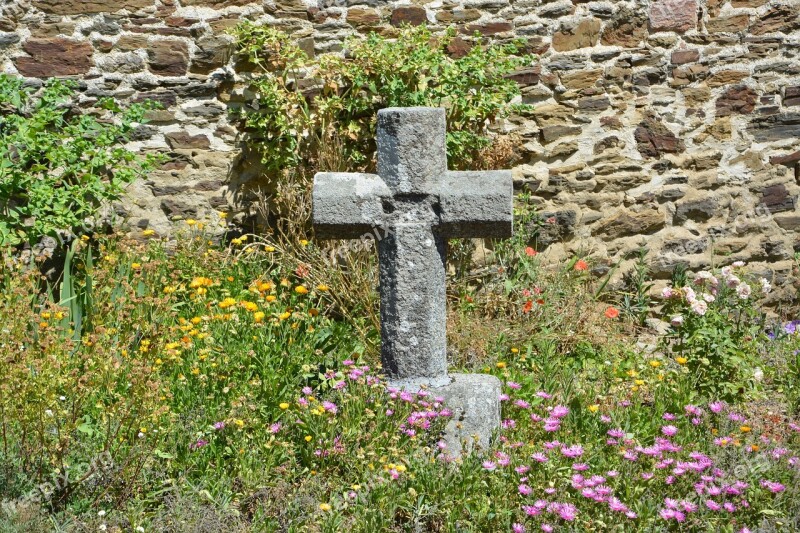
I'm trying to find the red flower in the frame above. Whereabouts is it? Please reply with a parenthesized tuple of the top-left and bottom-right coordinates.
(523, 300, 533, 313)
(574, 259, 589, 272)
(525, 246, 537, 257)
(295, 263, 310, 278)
(604, 307, 620, 319)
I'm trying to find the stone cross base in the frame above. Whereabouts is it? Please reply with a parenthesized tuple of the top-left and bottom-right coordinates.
(395, 373, 501, 456)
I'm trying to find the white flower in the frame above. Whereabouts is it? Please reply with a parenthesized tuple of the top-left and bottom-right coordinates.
(59, 396, 66, 401)
(690, 299, 708, 316)
(721, 266, 733, 278)
(45, 409, 53, 417)
(98, 510, 106, 517)
(702, 293, 715, 303)
(732, 260, 745, 267)
(661, 287, 674, 299)
(694, 271, 718, 287)
(136, 528, 145, 533)
(736, 283, 751, 299)
(683, 286, 697, 303)
(671, 315, 684, 326)
(137, 432, 145, 439)
(98, 526, 107, 532)
(754, 367, 764, 382)
(726, 275, 741, 288)
(760, 278, 771, 294)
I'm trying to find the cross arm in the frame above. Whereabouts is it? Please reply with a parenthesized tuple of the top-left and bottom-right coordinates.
(438, 170, 513, 238)
(312, 172, 391, 239)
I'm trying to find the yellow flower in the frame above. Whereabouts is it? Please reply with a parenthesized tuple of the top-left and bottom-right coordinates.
(258, 282, 273, 292)
(55, 311, 64, 320)
(305, 435, 312, 442)
(142, 229, 155, 237)
(80, 235, 90, 241)
(308, 309, 319, 317)
(626, 369, 638, 377)
(279, 402, 290, 410)
(740, 425, 751, 433)
(265, 246, 275, 253)
(295, 285, 308, 295)
(676, 357, 688, 365)
(300, 239, 309, 246)
(191, 367, 200, 375)
(751, 444, 759, 452)
(191, 316, 202, 325)
(316, 284, 329, 292)
(266, 295, 277, 303)
(496, 361, 507, 369)
(649, 360, 661, 368)
(634, 379, 645, 386)
(218, 211, 228, 219)
(163, 286, 176, 294)
(319, 503, 331, 512)
(254, 311, 265, 323)
(588, 404, 600, 413)
(190, 277, 213, 289)
(241, 301, 258, 312)
(219, 297, 237, 309)
(186, 219, 197, 226)
(234, 419, 245, 428)
(279, 311, 291, 320)
(41, 312, 51, 319)
(511, 347, 519, 354)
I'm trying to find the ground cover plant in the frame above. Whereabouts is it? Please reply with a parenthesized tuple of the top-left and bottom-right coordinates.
(1, 224, 799, 532)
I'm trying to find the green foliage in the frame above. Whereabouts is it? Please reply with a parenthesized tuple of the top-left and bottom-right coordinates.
(231, 24, 533, 174)
(660, 265, 768, 401)
(0, 75, 160, 247)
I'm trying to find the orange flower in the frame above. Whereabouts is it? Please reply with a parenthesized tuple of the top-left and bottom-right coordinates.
(525, 246, 537, 257)
(522, 300, 533, 313)
(604, 307, 620, 319)
(574, 259, 589, 271)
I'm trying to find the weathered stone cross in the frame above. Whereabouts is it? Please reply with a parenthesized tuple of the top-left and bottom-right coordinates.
(312, 107, 512, 451)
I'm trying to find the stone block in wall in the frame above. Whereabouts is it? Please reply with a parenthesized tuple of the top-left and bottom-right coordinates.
(634, 116, 684, 158)
(749, 5, 800, 36)
(706, 70, 750, 88)
(14, 38, 94, 77)
(674, 197, 718, 224)
(600, 7, 647, 48)
(716, 85, 758, 116)
(436, 9, 482, 23)
(596, 209, 665, 239)
(648, 0, 698, 33)
(147, 40, 189, 76)
(552, 18, 601, 52)
(784, 86, 800, 107)
(347, 7, 382, 27)
(671, 49, 699, 64)
(706, 15, 750, 33)
(761, 184, 796, 214)
(33, 0, 153, 15)
(191, 35, 233, 74)
(165, 132, 212, 150)
(391, 6, 427, 26)
(463, 21, 515, 35)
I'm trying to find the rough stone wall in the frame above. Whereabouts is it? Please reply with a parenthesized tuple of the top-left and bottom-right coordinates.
(1, 0, 799, 296)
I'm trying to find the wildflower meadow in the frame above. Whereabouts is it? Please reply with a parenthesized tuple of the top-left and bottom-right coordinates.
(1, 223, 799, 532)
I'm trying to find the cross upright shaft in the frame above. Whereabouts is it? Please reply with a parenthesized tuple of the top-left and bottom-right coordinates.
(313, 107, 512, 389)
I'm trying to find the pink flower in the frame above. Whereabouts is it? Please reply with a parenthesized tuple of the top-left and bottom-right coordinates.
(760, 479, 785, 493)
(515, 399, 531, 409)
(662, 413, 676, 421)
(661, 425, 678, 437)
(709, 401, 725, 413)
(532, 452, 548, 463)
(269, 422, 282, 434)
(551, 405, 569, 418)
(572, 463, 589, 471)
(561, 445, 584, 458)
(482, 461, 497, 471)
(536, 391, 552, 400)
(507, 381, 522, 390)
(519, 484, 533, 496)
(706, 500, 722, 511)
(500, 393, 510, 401)
(516, 465, 530, 474)
(607, 428, 624, 438)
(512, 524, 526, 533)
(541, 525, 553, 533)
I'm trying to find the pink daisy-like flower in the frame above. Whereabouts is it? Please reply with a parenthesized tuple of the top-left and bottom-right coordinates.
(507, 381, 522, 390)
(482, 461, 497, 471)
(661, 425, 678, 437)
(519, 484, 533, 496)
(532, 452, 548, 463)
(706, 500, 722, 511)
(512, 524, 526, 533)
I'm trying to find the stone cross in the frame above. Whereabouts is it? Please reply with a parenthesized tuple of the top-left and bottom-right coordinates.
(312, 107, 512, 451)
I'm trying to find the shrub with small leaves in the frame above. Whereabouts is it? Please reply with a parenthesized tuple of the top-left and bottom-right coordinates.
(0, 75, 160, 247)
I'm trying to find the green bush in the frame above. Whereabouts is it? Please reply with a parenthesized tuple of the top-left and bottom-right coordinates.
(231, 24, 532, 231)
(0, 75, 159, 247)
